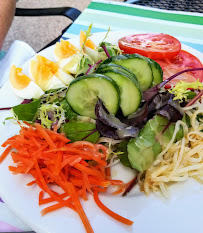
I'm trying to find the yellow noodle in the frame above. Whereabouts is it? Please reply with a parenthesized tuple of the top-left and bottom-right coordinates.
(139, 102, 203, 196)
(193, 175, 203, 184)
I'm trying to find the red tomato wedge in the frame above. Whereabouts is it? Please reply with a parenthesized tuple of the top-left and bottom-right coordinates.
(155, 50, 203, 85)
(118, 33, 181, 59)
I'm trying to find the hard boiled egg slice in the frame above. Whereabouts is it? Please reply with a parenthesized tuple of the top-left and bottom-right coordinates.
(55, 69, 74, 85)
(9, 65, 44, 99)
(36, 55, 74, 85)
(80, 30, 107, 62)
(30, 60, 65, 91)
(54, 39, 79, 62)
(36, 55, 58, 74)
(84, 46, 107, 63)
(80, 30, 96, 51)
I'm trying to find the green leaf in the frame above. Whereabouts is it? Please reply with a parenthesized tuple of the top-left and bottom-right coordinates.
(77, 54, 94, 76)
(12, 99, 41, 122)
(181, 113, 191, 128)
(40, 88, 67, 104)
(128, 115, 184, 172)
(117, 141, 132, 168)
(60, 100, 77, 120)
(100, 27, 111, 43)
(60, 121, 100, 143)
(81, 23, 93, 52)
(99, 42, 122, 57)
(169, 79, 203, 102)
(185, 91, 196, 99)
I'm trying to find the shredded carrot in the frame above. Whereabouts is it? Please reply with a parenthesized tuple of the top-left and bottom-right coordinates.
(105, 167, 111, 180)
(0, 146, 11, 163)
(39, 193, 68, 205)
(30, 136, 41, 148)
(9, 166, 17, 172)
(27, 180, 36, 186)
(109, 180, 124, 186)
(73, 163, 104, 178)
(39, 191, 44, 205)
(111, 187, 126, 196)
(111, 176, 137, 196)
(53, 124, 58, 132)
(0, 123, 131, 233)
(91, 187, 107, 193)
(35, 123, 56, 149)
(41, 197, 75, 215)
(53, 141, 64, 175)
(94, 191, 134, 226)
(66, 182, 94, 233)
(83, 173, 93, 194)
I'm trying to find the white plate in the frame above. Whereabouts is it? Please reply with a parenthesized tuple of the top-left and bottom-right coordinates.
(0, 31, 203, 233)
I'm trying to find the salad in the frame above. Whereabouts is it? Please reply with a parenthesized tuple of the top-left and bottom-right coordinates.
(1, 25, 203, 233)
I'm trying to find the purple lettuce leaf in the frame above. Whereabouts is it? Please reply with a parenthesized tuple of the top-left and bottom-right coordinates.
(95, 99, 127, 130)
(96, 119, 119, 139)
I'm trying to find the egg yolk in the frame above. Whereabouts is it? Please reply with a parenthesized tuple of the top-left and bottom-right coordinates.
(9, 65, 31, 90)
(36, 55, 58, 74)
(54, 39, 79, 60)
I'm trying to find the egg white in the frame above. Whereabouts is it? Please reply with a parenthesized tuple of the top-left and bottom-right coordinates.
(40, 75, 66, 91)
(53, 52, 60, 62)
(84, 46, 107, 63)
(57, 54, 83, 75)
(10, 80, 44, 99)
(55, 69, 74, 85)
(29, 60, 66, 91)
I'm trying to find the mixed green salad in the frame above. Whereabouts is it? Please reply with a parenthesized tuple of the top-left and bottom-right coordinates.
(6, 25, 203, 180)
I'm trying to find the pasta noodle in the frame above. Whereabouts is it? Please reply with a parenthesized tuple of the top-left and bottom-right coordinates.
(139, 101, 203, 196)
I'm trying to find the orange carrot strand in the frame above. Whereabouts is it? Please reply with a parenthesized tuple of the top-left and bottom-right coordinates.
(41, 197, 75, 215)
(35, 124, 56, 149)
(0, 146, 11, 163)
(39, 191, 44, 205)
(66, 182, 94, 233)
(74, 163, 104, 179)
(27, 180, 36, 186)
(94, 191, 133, 226)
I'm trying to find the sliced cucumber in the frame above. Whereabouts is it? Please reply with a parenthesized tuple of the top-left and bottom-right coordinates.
(98, 68, 142, 116)
(97, 63, 138, 83)
(66, 74, 120, 119)
(100, 54, 153, 91)
(148, 59, 163, 86)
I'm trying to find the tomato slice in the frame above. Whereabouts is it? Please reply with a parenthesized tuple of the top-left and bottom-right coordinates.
(155, 50, 203, 85)
(118, 33, 181, 60)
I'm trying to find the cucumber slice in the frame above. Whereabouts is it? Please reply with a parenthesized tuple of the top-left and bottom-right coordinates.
(148, 59, 163, 86)
(101, 54, 153, 91)
(98, 68, 142, 116)
(97, 63, 138, 83)
(66, 74, 120, 119)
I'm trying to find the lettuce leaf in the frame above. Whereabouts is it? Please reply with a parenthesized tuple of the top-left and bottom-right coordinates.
(12, 99, 41, 122)
(60, 100, 77, 120)
(169, 79, 203, 102)
(60, 121, 100, 143)
(127, 115, 183, 172)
